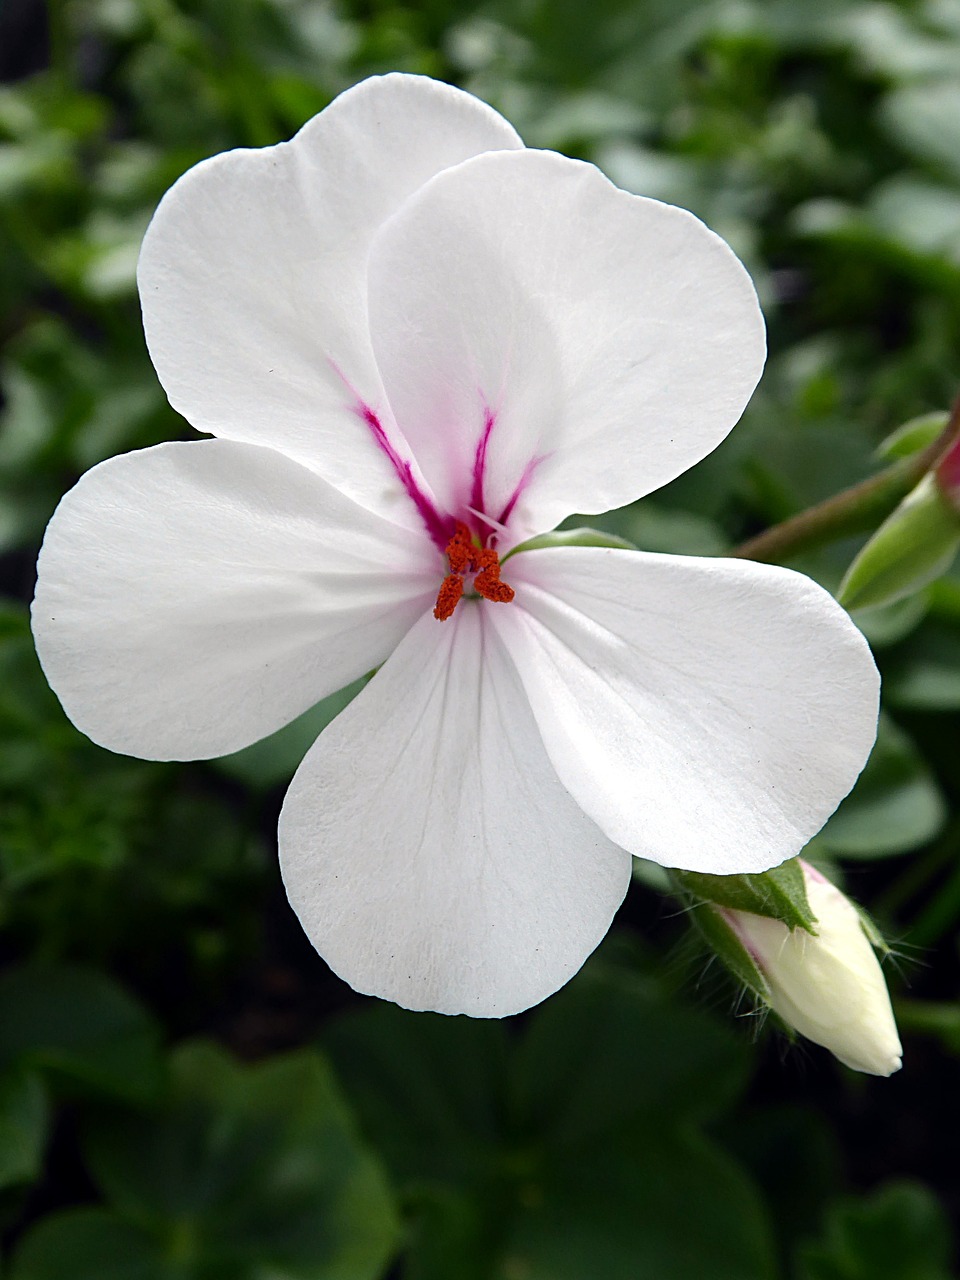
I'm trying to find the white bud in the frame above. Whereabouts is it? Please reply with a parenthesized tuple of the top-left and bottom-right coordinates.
(722, 862, 902, 1076)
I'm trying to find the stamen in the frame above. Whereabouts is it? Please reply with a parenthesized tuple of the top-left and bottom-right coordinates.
(473, 548, 516, 604)
(433, 526, 515, 620)
(445, 522, 475, 575)
(434, 574, 464, 621)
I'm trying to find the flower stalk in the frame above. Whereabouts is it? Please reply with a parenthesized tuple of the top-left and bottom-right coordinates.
(734, 394, 960, 565)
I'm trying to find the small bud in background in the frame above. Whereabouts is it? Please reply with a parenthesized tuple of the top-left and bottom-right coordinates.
(935, 431, 960, 516)
(838, 473, 960, 613)
(876, 410, 949, 463)
(720, 861, 902, 1076)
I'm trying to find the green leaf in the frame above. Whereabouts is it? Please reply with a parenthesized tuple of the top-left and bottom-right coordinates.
(838, 6, 960, 80)
(867, 178, 960, 264)
(719, 1104, 842, 1266)
(741, 408, 878, 520)
(83, 1042, 399, 1280)
(798, 1181, 955, 1280)
(326, 964, 775, 1280)
(9, 1209, 174, 1280)
(674, 858, 817, 932)
(0, 968, 162, 1103)
(885, 619, 960, 710)
(500, 1128, 774, 1280)
(0, 1069, 49, 1191)
(820, 716, 947, 858)
(881, 81, 960, 181)
(325, 1007, 507, 1189)
(838, 475, 960, 612)
(511, 967, 752, 1137)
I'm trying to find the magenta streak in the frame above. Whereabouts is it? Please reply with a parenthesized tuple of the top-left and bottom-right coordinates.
(497, 454, 546, 527)
(470, 408, 496, 522)
(937, 434, 960, 498)
(356, 403, 452, 552)
(718, 908, 767, 968)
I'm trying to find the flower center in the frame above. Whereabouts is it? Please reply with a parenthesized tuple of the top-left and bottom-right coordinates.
(433, 522, 515, 621)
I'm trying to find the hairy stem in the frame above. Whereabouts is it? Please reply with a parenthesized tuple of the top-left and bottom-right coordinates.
(733, 397, 960, 564)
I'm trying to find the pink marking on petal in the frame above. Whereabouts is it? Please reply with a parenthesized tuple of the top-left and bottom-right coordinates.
(497, 454, 547, 527)
(718, 907, 767, 968)
(936, 435, 960, 507)
(326, 359, 452, 552)
(355, 403, 452, 551)
(799, 859, 827, 884)
(470, 408, 497, 520)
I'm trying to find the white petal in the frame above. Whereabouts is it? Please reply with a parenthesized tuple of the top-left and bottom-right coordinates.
(367, 149, 764, 539)
(278, 605, 632, 1016)
(32, 440, 437, 761)
(138, 74, 523, 525)
(492, 548, 879, 874)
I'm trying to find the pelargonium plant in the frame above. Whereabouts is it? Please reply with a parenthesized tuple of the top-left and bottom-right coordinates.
(31, 73, 880, 1018)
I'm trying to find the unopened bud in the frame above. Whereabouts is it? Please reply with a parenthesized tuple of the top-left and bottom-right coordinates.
(838, 473, 960, 612)
(720, 862, 902, 1076)
(936, 432, 960, 515)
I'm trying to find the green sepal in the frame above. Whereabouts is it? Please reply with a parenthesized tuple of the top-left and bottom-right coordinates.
(503, 526, 636, 561)
(673, 858, 817, 933)
(855, 904, 891, 956)
(877, 411, 949, 462)
(838, 473, 960, 612)
(686, 902, 770, 1001)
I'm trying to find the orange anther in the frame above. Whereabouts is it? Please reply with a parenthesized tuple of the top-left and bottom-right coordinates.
(433, 524, 514, 619)
(445, 521, 475, 575)
(472, 547, 498, 572)
(433, 573, 464, 621)
(475, 570, 515, 604)
(474, 549, 515, 604)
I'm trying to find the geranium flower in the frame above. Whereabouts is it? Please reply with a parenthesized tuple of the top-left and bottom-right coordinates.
(32, 74, 880, 1017)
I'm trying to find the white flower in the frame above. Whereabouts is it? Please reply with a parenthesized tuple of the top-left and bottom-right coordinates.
(723, 862, 902, 1075)
(31, 74, 880, 1017)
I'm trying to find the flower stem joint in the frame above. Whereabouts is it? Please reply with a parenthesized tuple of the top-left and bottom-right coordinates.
(433, 522, 515, 621)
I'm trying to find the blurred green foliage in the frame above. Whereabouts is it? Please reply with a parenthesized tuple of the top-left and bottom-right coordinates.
(325, 961, 775, 1280)
(0, 605, 266, 997)
(3, 972, 399, 1279)
(4, 0, 960, 1275)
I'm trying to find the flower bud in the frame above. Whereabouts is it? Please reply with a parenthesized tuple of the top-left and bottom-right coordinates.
(720, 862, 902, 1076)
(936, 431, 960, 516)
(838, 472, 960, 612)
